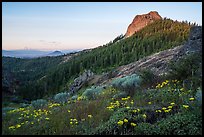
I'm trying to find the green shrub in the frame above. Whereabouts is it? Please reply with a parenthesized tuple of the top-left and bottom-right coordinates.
(168, 52, 202, 83)
(151, 111, 202, 135)
(54, 92, 70, 104)
(134, 122, 153, 135)
(91, 108, 133, 135)
(139, 69, 157, 86)
(111, 74, 142, 96)
(31, 99, 47, 109)
(195, 87, 202, 106)
(112, 92, 128, 99)
(82, 86, 104, 100)
(71, 95, 78, 100)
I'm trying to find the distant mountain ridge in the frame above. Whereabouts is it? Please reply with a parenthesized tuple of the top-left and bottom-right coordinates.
(2, 49, 80, 58)
(47, 51, 64, 56)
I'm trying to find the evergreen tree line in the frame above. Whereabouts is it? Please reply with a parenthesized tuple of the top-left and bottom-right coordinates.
(5, 19, 193, 100)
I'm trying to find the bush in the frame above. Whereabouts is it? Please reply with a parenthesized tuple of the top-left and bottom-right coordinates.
(71, 95, 78, 100)
(151, 111, 202, 135)
(134, 123, 153, 135)
(195, 87, 202, 106)
(91, 108, 133, 135)
(31, 99, 47, 109)
(112, 92, 128, 99)
(139, 69, 157, 86)
(168, 52, 202, 82)
(54, 92, 70, 104)
(82, 86, 104, 100)
(111, 74, 142, 96)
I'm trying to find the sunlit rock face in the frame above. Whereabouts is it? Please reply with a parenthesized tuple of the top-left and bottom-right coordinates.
(125, 11, 162, 37)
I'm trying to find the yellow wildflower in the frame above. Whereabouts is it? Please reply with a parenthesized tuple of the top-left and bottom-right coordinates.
(88, 115, 93, 118)
(164, 109, 171, 113)
(45, 117, 50, 120)
(142, 114, 147, 119)
(162, 107, 167, 110)
(16, 124, 21, 128)
(180, 88, 184, 91)
(9, 126, 15, 129)
(124, 118, 128, 123)
(67, 110, 71, 113)
(117, 120, 123, 126)
(70, 121, 73, 124)
(183, 105, 189, 109)
(31, 122, 34, 124)
(122, 98, 128, 101)
(170, 102, 175, 106)
(148, 102, 152, 105)
(156, 110, 162, 113)
(131, 122, 137, 127)
(132, 110, 137, 113)
(126, 106, 130, 109)
(168, 106, 173, 109)
(73, 119, 77, 121)
(189, 97, 195, 101)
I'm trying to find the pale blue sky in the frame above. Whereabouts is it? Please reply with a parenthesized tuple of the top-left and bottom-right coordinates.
(2, 2, 202, 50)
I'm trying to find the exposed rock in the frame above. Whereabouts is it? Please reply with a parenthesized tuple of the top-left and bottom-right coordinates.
(125, 11, 162, 37)
(97, 26, 202, 85)
(179, 26, 202, 55)
(69, 70, 94, 94)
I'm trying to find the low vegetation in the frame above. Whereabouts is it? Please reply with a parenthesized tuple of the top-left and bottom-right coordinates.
(2, 53, 202, 134)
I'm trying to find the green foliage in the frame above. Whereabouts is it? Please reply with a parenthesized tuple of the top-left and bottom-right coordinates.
(195, 87, 202, 106)
(139, 69, 158, 86)
(82, 86, 105, 100)
(133, 111, 202, 135)
(151, 111, 202, 135)
(31, 99, 48, 109)
(168, 52, 202, 88)
(112, 74, 142, 96)
(71, 95, 78, 100)
(134, 122, 153, 135)
(112, 92, 128, 99)
(54, 92, 70, 104)
(91, 108, 132, 135)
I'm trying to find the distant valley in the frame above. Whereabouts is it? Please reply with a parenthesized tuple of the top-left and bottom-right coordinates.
(2, 49, 81, 58)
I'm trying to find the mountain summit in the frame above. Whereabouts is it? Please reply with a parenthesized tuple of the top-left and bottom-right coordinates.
(125, 11, 162, 37)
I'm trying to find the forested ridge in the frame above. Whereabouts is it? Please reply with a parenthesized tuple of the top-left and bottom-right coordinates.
(3, 18, 192, 100)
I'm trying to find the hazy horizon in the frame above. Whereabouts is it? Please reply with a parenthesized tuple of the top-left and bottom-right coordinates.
(2, 2, 202, 51)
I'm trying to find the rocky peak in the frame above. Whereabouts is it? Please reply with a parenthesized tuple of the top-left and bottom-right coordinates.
(125, 11, 162, 37)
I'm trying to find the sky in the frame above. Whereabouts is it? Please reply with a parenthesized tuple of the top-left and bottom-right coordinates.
(2, 2, 202, 51)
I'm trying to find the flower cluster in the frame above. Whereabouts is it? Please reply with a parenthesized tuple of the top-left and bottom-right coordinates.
(8, 107, 52, 130)
(48, 103, 60, 108)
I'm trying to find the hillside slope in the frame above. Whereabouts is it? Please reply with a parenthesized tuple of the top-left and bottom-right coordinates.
(2, 18, 192, 100)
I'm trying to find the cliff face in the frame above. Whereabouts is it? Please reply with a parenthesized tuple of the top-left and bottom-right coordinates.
(125, 11, 162, 37)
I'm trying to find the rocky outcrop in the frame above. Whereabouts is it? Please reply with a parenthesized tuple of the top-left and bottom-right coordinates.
(96, 26, 202, 85)
(178, 26, 202, 55)
(120, 26, 202, 77)
(125, 11, 162, 37)
(69, 70, 94, 94)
